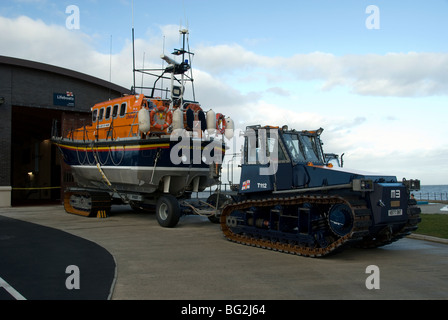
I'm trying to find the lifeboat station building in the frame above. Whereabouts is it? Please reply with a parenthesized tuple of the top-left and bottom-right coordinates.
(0, 55, 130, 207)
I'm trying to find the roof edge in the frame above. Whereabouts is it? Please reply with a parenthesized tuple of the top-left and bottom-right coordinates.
(0, 55, 131, 95)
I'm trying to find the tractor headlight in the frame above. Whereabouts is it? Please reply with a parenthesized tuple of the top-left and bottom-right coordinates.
(403, 178, 420, 191)
(352, 179, 374, 192)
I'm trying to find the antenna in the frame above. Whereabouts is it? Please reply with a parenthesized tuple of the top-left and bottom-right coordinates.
(109, 35, 112, 100)
(186, 31, 196, 101)
(161, 35, 165, 94)
(140, 52, 145, 94)
(131, 0, 136, 94)
(109, 35, 113, 83)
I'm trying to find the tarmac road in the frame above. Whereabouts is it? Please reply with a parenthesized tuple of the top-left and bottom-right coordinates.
(0, 214, 115, 300)
(0, 204, 447, 300)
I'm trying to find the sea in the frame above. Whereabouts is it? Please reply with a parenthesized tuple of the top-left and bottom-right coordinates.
(414, 185, 448, 201)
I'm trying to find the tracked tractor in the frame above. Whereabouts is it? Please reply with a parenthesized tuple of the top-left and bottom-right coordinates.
(220, 125, 421, 257)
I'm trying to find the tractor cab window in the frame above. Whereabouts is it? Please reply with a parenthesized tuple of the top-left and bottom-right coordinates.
(245, 128, 286, 164)
(283, 133, 306, 163)
(266, 132, 287, 162)
(283, 133, 324, 164)
(300, 135, 324, 163)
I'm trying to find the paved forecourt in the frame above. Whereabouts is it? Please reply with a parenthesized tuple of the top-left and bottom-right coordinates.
(0, 204, 447, 300)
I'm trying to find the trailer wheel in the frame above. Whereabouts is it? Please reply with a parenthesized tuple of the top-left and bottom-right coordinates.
(156, 195, 180, 228)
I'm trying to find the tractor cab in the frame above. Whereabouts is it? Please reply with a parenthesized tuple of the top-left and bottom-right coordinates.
(238, 125, 350, 194)
(239, 125, 328, 194)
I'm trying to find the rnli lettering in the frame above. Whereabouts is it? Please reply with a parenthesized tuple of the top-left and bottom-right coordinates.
(96, 123, 111, 129)
(54, 92, 75, 107)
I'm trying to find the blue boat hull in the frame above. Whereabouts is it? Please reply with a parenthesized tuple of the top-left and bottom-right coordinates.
(54, 137, 225, 196)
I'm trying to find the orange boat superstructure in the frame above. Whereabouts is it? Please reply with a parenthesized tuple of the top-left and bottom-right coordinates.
(66, 94, 218, 142)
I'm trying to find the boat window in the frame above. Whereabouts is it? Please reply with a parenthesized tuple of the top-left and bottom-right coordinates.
(92, 109, 98, 123)
(98, 107, 105, 122)
(105, 106, 112, 120)
(112, 104, 119, 118)
(119, 103, 127, 117)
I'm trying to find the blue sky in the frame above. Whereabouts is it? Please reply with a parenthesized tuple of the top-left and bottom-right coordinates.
(1, 0, 448, 184)
(4, 1, 448, 54)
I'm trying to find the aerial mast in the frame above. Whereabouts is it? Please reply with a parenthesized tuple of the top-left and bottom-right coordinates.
(179, 28, 188, 107)
(131, 0, 136, 93)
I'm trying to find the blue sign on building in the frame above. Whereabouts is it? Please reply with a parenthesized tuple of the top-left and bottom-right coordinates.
(54, 92, 75, 107)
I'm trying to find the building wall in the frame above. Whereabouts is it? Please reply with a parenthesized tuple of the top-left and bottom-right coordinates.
(10, 66, 121, 112)
(0, 64, 12, 206)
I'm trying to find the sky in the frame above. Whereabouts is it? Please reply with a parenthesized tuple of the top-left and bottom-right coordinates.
(1, 0, 447, 185)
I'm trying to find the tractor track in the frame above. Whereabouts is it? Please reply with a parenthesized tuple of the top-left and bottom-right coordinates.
(220, 194, 372, 258)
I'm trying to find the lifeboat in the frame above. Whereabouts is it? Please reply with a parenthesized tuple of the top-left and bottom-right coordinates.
(52, 28, 234, 226)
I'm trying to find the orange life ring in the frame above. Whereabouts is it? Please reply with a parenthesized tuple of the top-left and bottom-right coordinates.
(185, 103, 202, 113)
(150, 105, 173, 131)
(216, 113, 226, 135)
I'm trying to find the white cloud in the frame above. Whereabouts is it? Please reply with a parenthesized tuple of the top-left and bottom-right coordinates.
(266, 87, 291, 97)
(336, 52, 448, 97)
(0, 15, 117, 78)
(195, 43, 267, 75)
(195, 45, 448, 97)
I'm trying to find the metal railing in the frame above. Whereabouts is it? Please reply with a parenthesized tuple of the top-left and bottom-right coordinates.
(414, 192, 448, 201)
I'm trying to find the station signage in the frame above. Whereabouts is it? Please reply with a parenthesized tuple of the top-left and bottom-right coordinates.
(54, 92, 75, 107)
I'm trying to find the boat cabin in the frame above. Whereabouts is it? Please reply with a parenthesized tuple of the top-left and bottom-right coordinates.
(65, 94, 212, 142)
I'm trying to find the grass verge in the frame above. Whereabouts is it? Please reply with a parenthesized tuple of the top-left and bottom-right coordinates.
(415, 214, 448, 239)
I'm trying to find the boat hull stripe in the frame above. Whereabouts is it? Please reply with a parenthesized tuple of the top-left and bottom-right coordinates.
(57, 143, 170, 152)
